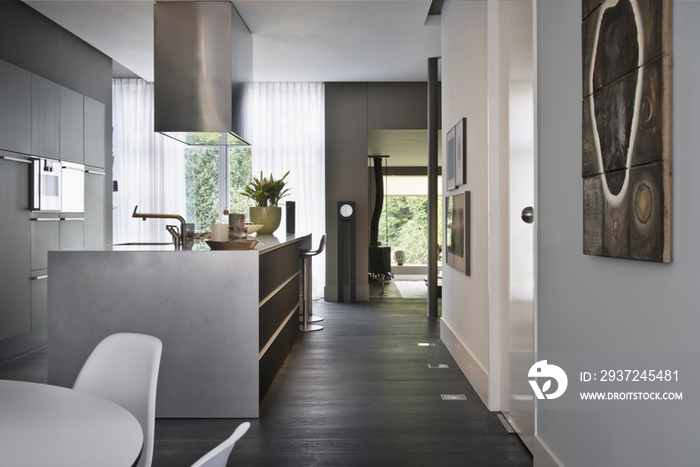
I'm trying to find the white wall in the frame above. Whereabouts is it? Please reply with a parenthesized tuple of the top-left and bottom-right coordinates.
(536, 1, 700, 465)
(440, 0, 493, 406)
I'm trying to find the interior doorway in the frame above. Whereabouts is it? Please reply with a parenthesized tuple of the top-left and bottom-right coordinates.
(497, 0, 536, 453)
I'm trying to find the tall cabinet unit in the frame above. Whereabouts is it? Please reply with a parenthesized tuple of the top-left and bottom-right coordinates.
(59, 87, 84, 164)
(31, 75, 60, 160)
(83, 97, 105, 169)
(0, 156, 31, 341)
(84, 170, 105, 249)
(0, 61, 31, 155)
(0, 58, 107, 354)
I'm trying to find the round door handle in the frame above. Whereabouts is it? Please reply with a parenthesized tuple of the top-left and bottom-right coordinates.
(521, 206, 534, 224)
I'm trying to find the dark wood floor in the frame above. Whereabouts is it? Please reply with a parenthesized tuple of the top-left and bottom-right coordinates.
(0, 299, 532, 467)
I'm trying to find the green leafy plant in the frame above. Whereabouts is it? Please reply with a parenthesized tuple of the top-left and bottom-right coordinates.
(241, 171, 291, 207)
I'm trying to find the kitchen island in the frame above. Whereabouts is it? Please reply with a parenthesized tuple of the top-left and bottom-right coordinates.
(47, 233, 311, 418)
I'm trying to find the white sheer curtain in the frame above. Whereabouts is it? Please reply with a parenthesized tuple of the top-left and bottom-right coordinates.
(251, 82, 326, 298)
(112, 79, 186, 244)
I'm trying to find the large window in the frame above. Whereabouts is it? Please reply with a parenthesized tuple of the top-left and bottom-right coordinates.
(184, 138, 253, 233)
(377, 175, 442, 266)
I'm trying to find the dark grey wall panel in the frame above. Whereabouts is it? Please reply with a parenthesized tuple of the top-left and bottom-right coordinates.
(368, 82, 435, 130)
(0, 60, 31, 154)
(83, 97, 105, 169)
(31, 74, 60, 159)
(325, 82, 434, 300)
(325, 83, 369, 300)
(0, 156, 30, 341)
(84, 171, 104, 249)
(0, 3, 111, 105)
(59, 86, 84, 164)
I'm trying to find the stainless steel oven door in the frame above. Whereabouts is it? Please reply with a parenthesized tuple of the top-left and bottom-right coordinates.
(32, 158, 62, 211)
(61, 161, 84, 213)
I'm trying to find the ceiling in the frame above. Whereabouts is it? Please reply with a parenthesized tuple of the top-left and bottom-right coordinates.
(24, 0, 442, 83)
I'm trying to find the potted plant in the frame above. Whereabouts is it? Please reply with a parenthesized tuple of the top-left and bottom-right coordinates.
(241, 171, 291, 234)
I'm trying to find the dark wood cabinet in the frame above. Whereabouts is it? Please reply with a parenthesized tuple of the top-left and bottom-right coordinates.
(83, 97, 105, 168)
(59, 87, 84, 164)
(31, 75, 60, 159)
(0, 156, 31, 341)
(0, 60, 31, 155)
(258, 239, 306, 399)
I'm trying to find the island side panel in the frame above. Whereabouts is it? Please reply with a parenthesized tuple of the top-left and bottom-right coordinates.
(48, 250, 259, 418)
(258, 235, 308, 399)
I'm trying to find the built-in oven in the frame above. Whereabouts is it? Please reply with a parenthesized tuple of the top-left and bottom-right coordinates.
(31, 158, 62, 211)
(60, 161, 85, 213)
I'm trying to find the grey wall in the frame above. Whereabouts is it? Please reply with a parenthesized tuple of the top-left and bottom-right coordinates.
(0, 1, 112, 246)
(324, 82, 431, 301)
(537, 1, 700, 465)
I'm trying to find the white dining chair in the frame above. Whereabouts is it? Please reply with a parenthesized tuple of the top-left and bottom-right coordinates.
(73, 333, 163, 467)
(190, 422, 251, 467)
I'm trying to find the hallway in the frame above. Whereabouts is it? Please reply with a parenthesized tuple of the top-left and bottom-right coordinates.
(0, 299, 532, 466)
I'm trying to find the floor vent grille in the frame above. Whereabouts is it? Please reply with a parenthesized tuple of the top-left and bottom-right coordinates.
(441, 394, 467, 401)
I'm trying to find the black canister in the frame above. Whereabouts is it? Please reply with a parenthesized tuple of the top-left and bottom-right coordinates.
(286, 201, 295, 234)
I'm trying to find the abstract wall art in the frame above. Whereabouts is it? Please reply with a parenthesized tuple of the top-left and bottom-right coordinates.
(446, 117, 466, 191)
(446, 124, 456, 190)
(581, 0, 672, 262)
(446, 191, 470, 275)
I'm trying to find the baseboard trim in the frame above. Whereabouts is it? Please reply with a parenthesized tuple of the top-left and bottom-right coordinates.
(534, 434, 565, 467)
(0, 326, 47, 363)
(440, 318, 490, 407)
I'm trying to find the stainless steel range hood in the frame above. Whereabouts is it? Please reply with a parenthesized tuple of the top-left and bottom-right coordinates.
(154, 2, 252, 146)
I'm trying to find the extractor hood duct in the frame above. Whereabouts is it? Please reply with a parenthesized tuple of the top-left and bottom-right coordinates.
(154, 2, 252, 146)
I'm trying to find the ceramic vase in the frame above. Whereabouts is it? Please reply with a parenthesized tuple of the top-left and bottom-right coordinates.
(249, 206, 282, 234)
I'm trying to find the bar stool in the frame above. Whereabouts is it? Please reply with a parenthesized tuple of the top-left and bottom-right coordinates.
(299, 234, 326, 332)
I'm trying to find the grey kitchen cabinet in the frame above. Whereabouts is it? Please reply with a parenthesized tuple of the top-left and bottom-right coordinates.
(59, 86, 84, 164)
(83, 97, 105, 168)
(59, 217, 84, 251)
(30, 217, 59, 271)
(30, 272, 48, 330)
(83, 169, 105, 249)
(31, 74, 60, 160)
(0, 155, 31, 340)
(0, 60, 31, 155)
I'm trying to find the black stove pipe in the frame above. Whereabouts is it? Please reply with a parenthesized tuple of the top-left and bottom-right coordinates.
(369, 156, 384, 247)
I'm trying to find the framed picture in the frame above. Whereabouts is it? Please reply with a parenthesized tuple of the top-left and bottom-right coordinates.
(455, 117, 466, 187)
(445, 191, 470, 275)
(446, 125, 456, 190)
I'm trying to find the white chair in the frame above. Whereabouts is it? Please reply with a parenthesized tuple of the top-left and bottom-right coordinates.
(73, 333, 163, 467)
(191, 422, 251, 467)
